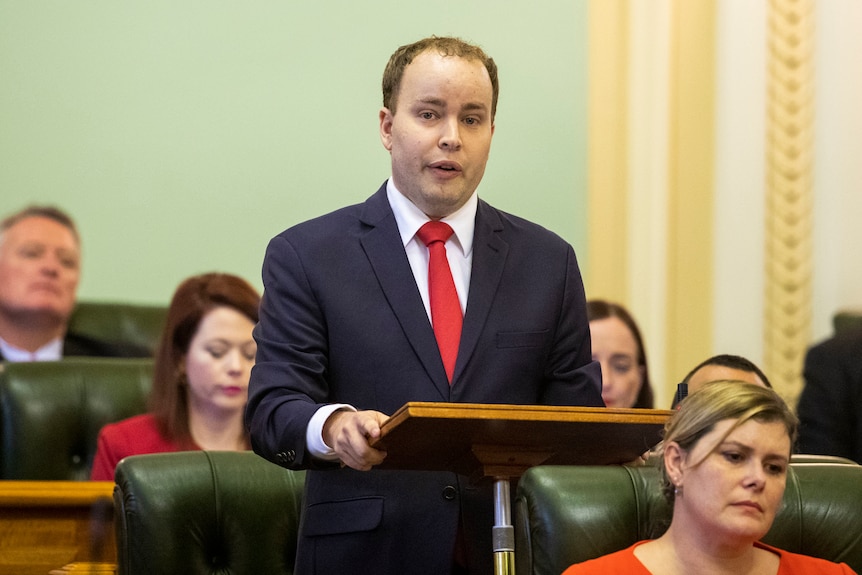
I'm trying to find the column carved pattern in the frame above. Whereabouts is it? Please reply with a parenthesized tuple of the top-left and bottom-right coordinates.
(764, 0, 815, 404)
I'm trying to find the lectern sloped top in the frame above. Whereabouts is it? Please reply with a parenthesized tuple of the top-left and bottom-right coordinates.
(370, 402, 672, 478)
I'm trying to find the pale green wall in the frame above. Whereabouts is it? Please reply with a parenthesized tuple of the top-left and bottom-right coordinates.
(0, 1, 590, 304)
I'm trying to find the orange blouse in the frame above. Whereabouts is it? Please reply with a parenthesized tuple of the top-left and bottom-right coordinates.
(562, 541, 857, 575)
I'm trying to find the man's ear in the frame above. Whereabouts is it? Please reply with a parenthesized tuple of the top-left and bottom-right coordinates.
(379, 107, 394, 151)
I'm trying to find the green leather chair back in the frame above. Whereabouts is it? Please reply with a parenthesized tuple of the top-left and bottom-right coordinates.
(68, 301, 168, 355)
(515, 463, 862, 575)
(114, 451, 306, 575)
(0, 358, 153, 480)
(790, 453, 859, 464)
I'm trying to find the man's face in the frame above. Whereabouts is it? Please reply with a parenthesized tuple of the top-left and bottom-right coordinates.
(0, 216, 80, 323)
(379, 51, 495, 219)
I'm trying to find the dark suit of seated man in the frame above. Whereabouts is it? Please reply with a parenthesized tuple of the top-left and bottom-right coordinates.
(797, 326, 862, 464)
(0, 205, 149, 361)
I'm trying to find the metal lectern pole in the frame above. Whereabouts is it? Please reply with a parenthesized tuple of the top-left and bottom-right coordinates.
(492, 477, 515, 575)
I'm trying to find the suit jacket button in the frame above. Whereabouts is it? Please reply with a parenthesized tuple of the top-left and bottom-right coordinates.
(276, 451, 295, 464)
(442, 485, 457, 501)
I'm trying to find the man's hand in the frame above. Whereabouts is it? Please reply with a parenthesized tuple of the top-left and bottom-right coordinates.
(322, 409, 389, 471)
(623, 450, 653, 467)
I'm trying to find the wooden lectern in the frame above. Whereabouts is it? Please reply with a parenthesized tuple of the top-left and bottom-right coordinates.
(371, 402, 672, 575)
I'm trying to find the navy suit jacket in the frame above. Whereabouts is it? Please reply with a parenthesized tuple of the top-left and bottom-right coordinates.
(246, 183, 603, 574)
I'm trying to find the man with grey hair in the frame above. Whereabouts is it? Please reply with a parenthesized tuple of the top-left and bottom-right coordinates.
(0, 205, 147, 361)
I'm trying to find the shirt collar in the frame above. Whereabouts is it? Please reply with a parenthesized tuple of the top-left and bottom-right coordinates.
(386, 178, 478, 257)
(0, 335, 63, 362)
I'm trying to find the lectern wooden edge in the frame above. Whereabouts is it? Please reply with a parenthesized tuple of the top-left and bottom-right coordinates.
(371, 402, 672, 475)
(370, 402, 673, 575)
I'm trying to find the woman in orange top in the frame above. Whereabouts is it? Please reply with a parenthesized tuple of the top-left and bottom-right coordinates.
(563, 381, 857, 575)
(90, 272, 259, 481)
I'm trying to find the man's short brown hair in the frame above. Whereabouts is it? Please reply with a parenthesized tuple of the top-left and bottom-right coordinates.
(382, 36, 499, 120)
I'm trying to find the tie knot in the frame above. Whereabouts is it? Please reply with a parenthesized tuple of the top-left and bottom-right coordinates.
(417, 221, 454, 247)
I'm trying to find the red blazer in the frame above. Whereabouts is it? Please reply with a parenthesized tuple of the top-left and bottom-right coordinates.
(90, 414, 197, 481)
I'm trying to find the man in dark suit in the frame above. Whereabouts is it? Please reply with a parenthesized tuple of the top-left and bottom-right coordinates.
(0, 205, 148, 361)
(246, 36, 603, 574)
(797, 326, 862, 464)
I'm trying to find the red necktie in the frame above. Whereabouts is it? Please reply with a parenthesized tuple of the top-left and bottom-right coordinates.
(417, 221, 462, 383)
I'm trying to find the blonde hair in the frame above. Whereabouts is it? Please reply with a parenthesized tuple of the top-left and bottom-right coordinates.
(657, 380, 798, 502)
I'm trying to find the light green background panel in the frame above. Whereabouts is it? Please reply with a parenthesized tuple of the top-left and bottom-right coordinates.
(0, 1, 589, 304)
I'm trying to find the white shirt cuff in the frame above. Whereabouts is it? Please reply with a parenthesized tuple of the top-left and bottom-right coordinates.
(306, 403, 357, 460)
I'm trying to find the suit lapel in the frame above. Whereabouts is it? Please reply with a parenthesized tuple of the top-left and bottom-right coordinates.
(359, 187, 451, 399)
(454, 201, 508, 383)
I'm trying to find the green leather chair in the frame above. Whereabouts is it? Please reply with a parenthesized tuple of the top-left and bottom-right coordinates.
(515, 463, 862, 575)
(113, 451, 306, 575)
(0, 358, 153, 480)
(68, 301, 168, 355)
(790, 453, 858, 464)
